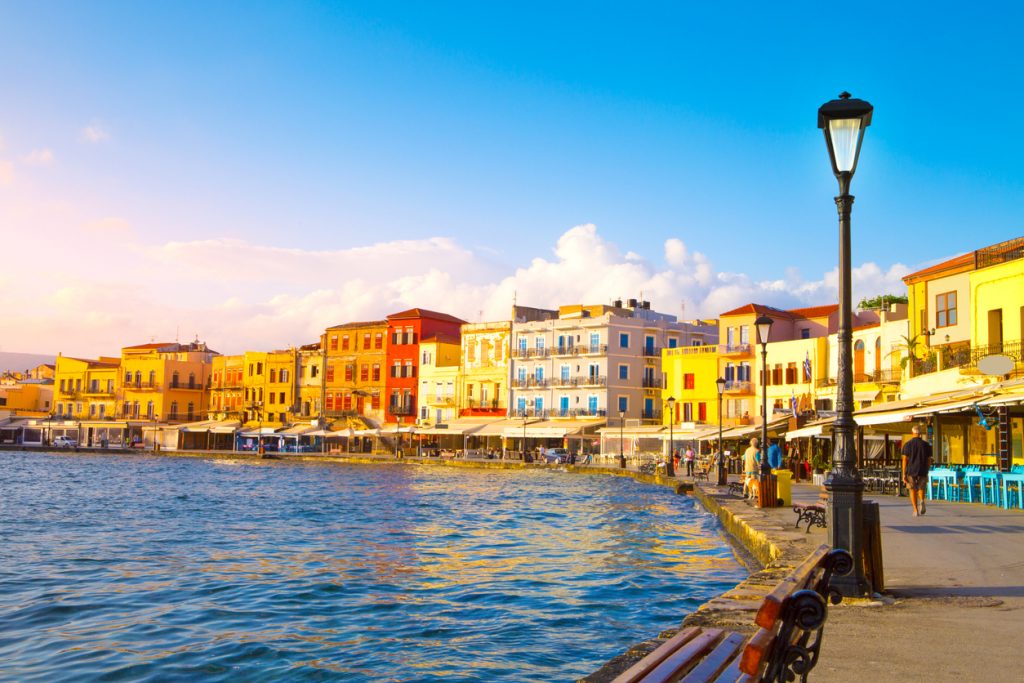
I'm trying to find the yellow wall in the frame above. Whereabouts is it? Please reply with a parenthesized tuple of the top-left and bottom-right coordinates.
(662, 345, 721, 425)
(120, 346, 214, 423)
(459, 322, 511, 415)
(53, 355, 119, 419)
(240, 350, 298, 426)
(0, 382, 53, 414)
(970, 258, 1024, 349)
(419, 340, 461, 424)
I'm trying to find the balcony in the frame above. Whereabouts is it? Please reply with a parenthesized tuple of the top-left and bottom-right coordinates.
(389, 404, 416, 416)
(550, 408, 607, 418)
(723, 380, 753, 393)
(641, 409, 663, 420)
(852, 369, 902, 384)
(466, 399, 500, 410)
(577, 375, 607, 387)
(719, 343, 753, 356)
(579, 344, 608, 356)
(641, 377, 661, 388)
(169, 383, 203, 391)
(512, 408, 549, 418)
(123, 382, 159, 391)
(83, 388, 115, 397)
(511, 377, 550, 389)
(551, 345, 575, 357)
(428, 396, 457, 407)
(642, 346, 662, 357)
(324, 409, 359, 418)
(910, 340, 1023, 377)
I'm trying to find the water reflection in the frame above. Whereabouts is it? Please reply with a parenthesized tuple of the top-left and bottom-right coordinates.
(0, 453, 746, 682)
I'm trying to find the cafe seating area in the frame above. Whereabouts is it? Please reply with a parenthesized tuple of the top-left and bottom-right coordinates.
(928, 464, 1024, 510)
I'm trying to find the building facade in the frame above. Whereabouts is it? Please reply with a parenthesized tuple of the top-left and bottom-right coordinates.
(323, 320, 388, 426)
(119, 341, 216, 423)
(385, 309, 466, 425)
(417, 336, 461, 425)
(53, 354, 120, 420)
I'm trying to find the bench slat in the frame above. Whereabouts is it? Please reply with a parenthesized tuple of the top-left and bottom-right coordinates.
(739, 627, 775, 677)
(753, 544, 829, 629)
(712, 655, 745, 683)
(680, 631, 746, 682)
(639, 628, 723, 683)
(612, 627, 702, 683)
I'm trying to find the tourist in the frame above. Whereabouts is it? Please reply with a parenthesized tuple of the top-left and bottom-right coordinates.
(684, 446, 695, 477)
(902, 424, 932, 516)
(767, 439, 782, 471)
(743, 437, 760, 499)
(672, 448, 680, 472)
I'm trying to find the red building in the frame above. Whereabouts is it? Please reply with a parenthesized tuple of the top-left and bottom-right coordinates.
(385, 308, 466, 424)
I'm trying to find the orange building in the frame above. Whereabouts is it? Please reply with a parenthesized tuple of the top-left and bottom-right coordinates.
(322, 321, 388, 426)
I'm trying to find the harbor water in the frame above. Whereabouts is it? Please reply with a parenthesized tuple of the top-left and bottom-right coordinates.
(0, 452, 746, 681)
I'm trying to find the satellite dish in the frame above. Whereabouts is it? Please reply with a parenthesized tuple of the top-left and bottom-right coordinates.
(977, 354, 1014, 376)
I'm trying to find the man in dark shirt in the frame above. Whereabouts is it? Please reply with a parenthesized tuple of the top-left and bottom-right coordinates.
(902, 425, 933, 516)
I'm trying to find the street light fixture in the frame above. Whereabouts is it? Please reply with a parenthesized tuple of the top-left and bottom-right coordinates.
(619, 409, 626, 469)
(819, 91, 873, 596)
(665, 396, 676, 477)
(755, 314, 774, 477)
(716, 377, 727, 485)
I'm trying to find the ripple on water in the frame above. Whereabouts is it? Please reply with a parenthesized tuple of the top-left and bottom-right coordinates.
(0, 453, 746, 682)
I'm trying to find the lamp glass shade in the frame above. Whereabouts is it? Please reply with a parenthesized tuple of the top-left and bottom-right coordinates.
(754, 315, 774, 345)
(828, 118, 861, 173)
(716, 377, 726, 395)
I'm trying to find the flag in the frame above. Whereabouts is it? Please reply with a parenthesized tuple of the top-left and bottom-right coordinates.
(803, 352, 812, 382)
(791, 390, 799, 416)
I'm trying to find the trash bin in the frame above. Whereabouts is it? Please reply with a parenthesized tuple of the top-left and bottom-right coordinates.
(772, 468, 793, 507)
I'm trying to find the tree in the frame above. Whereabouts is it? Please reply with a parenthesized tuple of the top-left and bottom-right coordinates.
(858, 293, 909, 310)
(889, 333, 925, 370)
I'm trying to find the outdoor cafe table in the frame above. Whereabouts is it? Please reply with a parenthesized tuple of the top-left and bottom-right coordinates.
(1001, 472, 1024, 510)
(962, 470, 985, 503)
(928, 468, 959, 501)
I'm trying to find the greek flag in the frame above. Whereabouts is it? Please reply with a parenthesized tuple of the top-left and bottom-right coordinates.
(803, 352, 812, 381)
(791, 390, 798, 415)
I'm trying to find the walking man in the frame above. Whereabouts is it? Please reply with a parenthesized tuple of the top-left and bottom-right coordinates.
(902, 424, 932, 516)
(684, 446, 695, 477)
(743, 437, 760, 499)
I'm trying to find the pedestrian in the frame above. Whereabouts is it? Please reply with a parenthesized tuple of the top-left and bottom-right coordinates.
(902, 424, 932, 516)
(672, 448, 680, 472)
(767, 439, 782, 471)
(684, 446, 695, 477)
(790, 446, 801, 482)
(743, 437, 760, 499)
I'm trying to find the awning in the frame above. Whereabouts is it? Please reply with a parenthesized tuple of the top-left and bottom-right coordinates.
(913, 398, 987, 416)
(278, 424, 317, 435)
(209, 421, 240, 434)
(352, 428, 382, 437)
(472, 419, 521, 436)
(785, 419, 835, 441)
(977, 392, 1024, 407)
(853, 408, 921, 427)
(414, 426, 473, 436)
(854, 389, 880, 402)
(237, 427, 280, 437)
(505, 419, 605, 438)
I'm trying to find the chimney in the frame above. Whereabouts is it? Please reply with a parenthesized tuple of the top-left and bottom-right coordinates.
(628, 298, 638, 308)
(642, 301, 651, 310)
(613, 299, 623, 308)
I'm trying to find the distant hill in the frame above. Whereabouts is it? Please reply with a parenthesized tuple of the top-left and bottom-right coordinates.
(0, 352, 57, 374)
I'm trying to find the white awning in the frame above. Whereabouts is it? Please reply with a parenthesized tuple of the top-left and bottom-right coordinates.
(854, 389, 880, 402)
(914, 398, 987, 416)
(977, 392, 1024, 407)
(785, 420, 834, 441)
(853, 408, 921, 426)
(352, 428, 382, 437)
(415, 426, 472, 435)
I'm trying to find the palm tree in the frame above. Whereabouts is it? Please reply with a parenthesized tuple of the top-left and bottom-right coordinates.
(889, 333, 925, 371)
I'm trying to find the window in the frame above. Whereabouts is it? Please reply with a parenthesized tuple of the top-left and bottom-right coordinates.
(800, 328, 811, 339)
(280, 369, 288, 383)
(936, 291, 957, 328)
(270, 369, 277, 383)
(123, 371, 130, 384)
(726, 328, 735, 347)
(89, 404, 96, 417)
(169, 401, 178, 419)
(372, 364, 381, 381)
(344, 365, 354, 382)
(534, 366, 545, 381)
(248, 363, 254, 377)
(772, 364, 783, 385)
(422, 351, 432, 365)
(311, 365, 319, 378)
(148, 370, 155, 387)
(374, 333, 383, 349)
(535, 336, 545, 351)
(188, 372, 196, 389)
(256, 362, 263, 375)
(147, 401, 154, 418)
(724, 363, 735, 381)
(391, 362, 401, 378)
(329, 335, 338, 351)
(467, 341, 476, 363)
(279, 392, 285, 404)
(739, 362, 751, 382)
(683, 402, 693, 422)
(740, 326, 749, 345)
(588, 395, 598, 414)
(618, 396, 628, 413)
(360, 364, 369, 381)
(325, 365, 335, 382)
(590, 332, 600, 352)
(619, 364, 629, 380)
(534, 397, 544, 412)
(561, 365, 571, 381)
(698, 402, 707, 422)
(667, 337, 678, 348)
(786, 363, 798, 384)
(683, 373, 695, 390)
(341, 335, 350, 350)
(619, 333, 629, 348)
(171, 371, 180, 388)
(363, 333, 371, 349)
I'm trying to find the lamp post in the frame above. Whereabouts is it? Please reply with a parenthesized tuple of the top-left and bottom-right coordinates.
(819, 91, 873, 597)
(619, 409, 626, 469)
(665, 396, 676, 477)
(522, 414, 529, 462)
(755, 314, 774, 477)
(716, 377, 727, 485)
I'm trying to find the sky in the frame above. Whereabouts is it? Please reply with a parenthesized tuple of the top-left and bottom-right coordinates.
(1, 2, 1021, 357)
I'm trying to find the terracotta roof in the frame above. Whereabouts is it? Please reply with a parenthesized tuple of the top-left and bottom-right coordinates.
(853, 321, 881, 331)
(122, 342, 176, 350)
(902, 251, 974, 284)
(387, 308, 468, 324)
(789, 304, 839, 318)
(420, 333, 461, 345)
(324, 320, 387, 331)
(719, 303, 794, 319)
(65, 356, 120, 367)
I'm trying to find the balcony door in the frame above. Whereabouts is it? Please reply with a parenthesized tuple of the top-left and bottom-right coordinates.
(989, 309, 1003, 351)
(854, 340, 865, 380)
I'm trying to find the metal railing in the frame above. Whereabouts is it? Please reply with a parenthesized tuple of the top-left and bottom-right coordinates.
(719, 343, 752, 355)
(724, 380, 753, 393)
(642, 346, 662, 357)
(641, 377, 661, 388)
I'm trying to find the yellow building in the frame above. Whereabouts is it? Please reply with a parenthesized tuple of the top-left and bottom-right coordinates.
(209, 354, 245, 420)
(239, 349, 299, 427)
(458, 320, 511, 418)
(662, 344, 721, 426)
(119, 341, 217, 422)
(418, 335, 461, 424)
(53, 354, 120, 419)
(0, 379, 53, 415)
(296, 342, 324, 421)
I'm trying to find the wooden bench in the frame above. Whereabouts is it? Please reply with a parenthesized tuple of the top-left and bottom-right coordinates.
(727, 481, 745, 497)
(612, 544, 852, 683)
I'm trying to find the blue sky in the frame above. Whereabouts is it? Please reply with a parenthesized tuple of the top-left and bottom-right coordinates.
(1, 2, 1021, 355)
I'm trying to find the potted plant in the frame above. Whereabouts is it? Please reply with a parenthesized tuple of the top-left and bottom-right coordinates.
(811, 451, 829, 474)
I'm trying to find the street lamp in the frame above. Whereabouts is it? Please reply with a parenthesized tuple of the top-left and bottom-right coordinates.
(665, 396, 676, 477)
(755, 314, 774, 477)
(716, 377, 727, 485)
(819, 91, 873, 596)
(618, 409, 626, 469)
(522, 414, 529, 462)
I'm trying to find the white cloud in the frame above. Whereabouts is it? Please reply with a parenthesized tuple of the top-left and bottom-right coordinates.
(80, 123, 110, 143)
(22, 148, 55, 166)
(1, 215, 914, 357)
(0, 160, 12, 186)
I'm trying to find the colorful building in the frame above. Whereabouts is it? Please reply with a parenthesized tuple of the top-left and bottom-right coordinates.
(458, 319, 517, 418)
(385, 309, 466, 425)
(296, 342, 324, 421)
(53, 354, 120, 420)
(209, 354, 245, 420)
(237, 350, 299, 427)
(0, 378, 53, 416)
(119, 341, 217, 423)
(417, 335, 461, 425)
(323, 320, 388, 426)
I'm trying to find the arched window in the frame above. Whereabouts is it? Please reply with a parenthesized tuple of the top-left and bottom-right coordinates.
(874, 337, 882, 376)
(854, 340, 866, 380)
(188, 372, 196, 389)
(134, 371, 142, 386)
(171, 371, 180, 388)
(169, 401, 178, 419)
(147, 401, 154, 418)
(124, 370, 132, 384)
(148, 370, 156, 387)
(187, 402, 194, 420)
